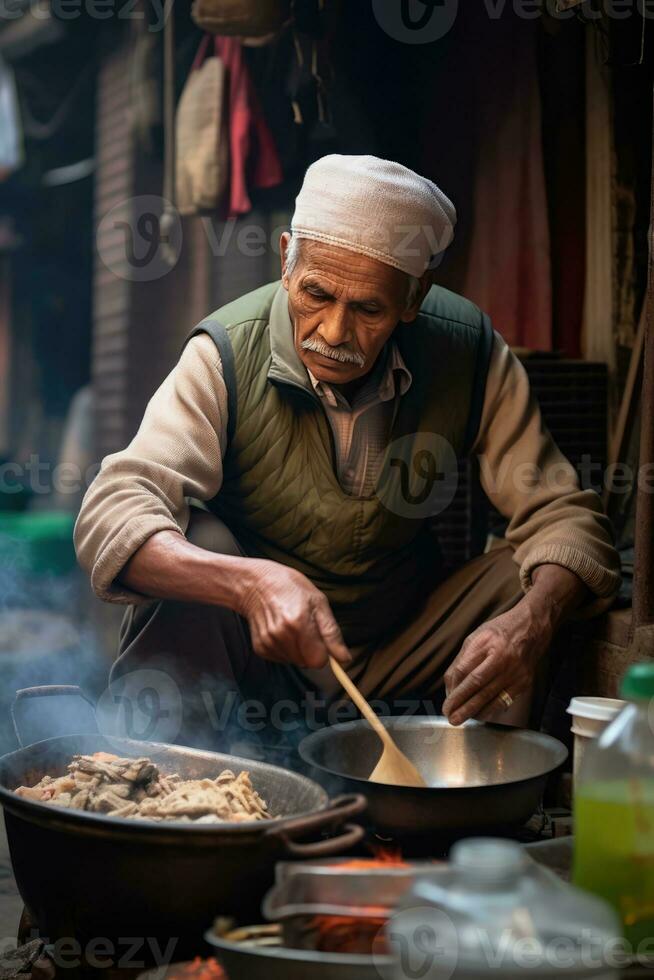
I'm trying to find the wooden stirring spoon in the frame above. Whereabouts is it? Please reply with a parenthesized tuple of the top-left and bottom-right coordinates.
(329, 657, 427, 788)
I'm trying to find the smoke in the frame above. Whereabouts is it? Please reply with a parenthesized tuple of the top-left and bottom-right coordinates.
(0, 530, 108, 756)
(0, 527, 328, 768)
(97, 662, 318, 768)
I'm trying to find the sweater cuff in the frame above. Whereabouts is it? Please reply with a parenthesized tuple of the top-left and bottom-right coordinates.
(89, 514, 184, 604)
(519, 542, 622, 618)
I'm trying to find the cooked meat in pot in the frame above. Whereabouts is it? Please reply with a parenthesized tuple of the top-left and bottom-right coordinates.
(15, 752, 271, 823)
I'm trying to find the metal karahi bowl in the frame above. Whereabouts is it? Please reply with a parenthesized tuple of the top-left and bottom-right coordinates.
(299, 717, 568, 850)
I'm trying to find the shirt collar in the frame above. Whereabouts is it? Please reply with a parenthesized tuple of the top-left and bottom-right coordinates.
(381, 341, 413, 399)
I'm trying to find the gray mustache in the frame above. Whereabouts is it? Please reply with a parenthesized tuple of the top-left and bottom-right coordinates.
(300, 338, 366, 367)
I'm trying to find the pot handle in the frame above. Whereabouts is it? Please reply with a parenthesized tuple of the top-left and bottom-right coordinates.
(12, 686, 98, 748)
(264, 793, 367, 858)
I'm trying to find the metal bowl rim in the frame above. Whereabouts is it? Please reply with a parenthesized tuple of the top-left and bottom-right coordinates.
(0, 733, 330, 836)
(298, 716, 568, 790)
(204, 928, 393, 967)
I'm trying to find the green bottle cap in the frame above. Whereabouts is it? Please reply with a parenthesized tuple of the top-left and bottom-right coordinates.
(621, 662, 654, 700)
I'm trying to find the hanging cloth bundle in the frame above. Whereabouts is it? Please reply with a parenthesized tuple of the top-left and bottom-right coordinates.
(175, 36, 228, 214)
(191, 0, 291, 37)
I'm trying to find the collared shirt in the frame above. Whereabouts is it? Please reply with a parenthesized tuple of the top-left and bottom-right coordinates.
(306, 342, 413, 497)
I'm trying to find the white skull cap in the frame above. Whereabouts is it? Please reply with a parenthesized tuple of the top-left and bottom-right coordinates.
(291, 154, 456, 278)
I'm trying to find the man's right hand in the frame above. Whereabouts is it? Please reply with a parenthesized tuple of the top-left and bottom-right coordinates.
(120, 530, 351, 671)
(239, 559, 352, 670)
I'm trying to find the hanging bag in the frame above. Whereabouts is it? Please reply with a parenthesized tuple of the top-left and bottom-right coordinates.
(175, 37, 229, 215)
(191, 0, 291, 37)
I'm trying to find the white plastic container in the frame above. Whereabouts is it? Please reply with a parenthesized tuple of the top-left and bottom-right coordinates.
(567, 697, 626, 781)
(387, 838, 622, 980)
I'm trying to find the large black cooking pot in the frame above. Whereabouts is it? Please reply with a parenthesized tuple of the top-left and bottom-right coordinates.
(0, 687, 366, 958)
(300, 716, 568, 853)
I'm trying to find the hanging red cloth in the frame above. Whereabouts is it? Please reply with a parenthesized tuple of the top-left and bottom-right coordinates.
(213, 36, 284, 217)
(463, 19, 552, 351)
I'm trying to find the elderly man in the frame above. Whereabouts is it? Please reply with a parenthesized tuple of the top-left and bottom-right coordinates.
(75, 155, 620, 749)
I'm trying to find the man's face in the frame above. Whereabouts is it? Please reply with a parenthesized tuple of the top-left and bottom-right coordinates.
(281, 235, 426, 386)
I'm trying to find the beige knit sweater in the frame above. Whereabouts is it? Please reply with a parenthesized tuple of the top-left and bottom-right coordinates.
(74, 330, 621, 613)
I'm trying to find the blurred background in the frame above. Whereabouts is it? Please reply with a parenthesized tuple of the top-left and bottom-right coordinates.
(0, 0, 651, 751)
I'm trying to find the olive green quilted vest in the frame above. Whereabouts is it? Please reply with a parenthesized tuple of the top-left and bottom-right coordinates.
(188, 282, 493, 647)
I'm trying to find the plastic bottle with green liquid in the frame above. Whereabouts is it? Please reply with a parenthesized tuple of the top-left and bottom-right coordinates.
(573, 662, 654, 955)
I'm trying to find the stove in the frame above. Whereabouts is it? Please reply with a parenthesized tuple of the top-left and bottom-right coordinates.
(13, 804, 574, 980)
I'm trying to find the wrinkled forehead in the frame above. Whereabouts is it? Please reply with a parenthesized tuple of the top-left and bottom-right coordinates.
(291, 238, 409, 302)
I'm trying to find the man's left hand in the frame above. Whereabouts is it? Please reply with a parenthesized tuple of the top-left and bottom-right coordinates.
(442, 563, 589, 726)
(442, 601, 551, 726)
